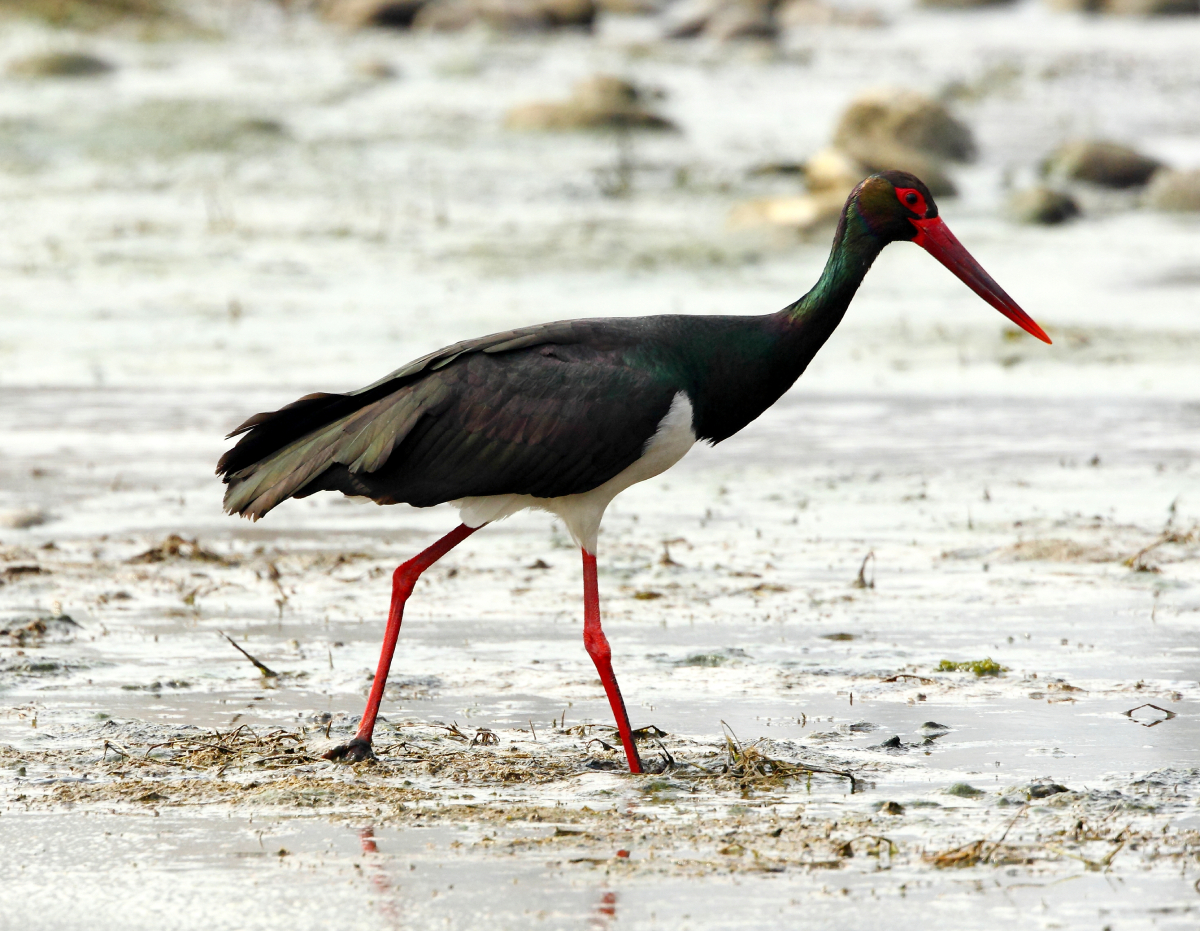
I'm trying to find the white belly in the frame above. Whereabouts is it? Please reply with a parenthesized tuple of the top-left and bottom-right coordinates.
(452, 391, 696, 553)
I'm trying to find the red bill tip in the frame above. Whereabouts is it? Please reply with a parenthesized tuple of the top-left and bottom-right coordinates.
(912, 217, 1051, 345)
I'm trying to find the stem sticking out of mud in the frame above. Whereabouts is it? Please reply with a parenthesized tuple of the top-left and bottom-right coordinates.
(221, 633, 278, 678)
(853, 551, 875, 589)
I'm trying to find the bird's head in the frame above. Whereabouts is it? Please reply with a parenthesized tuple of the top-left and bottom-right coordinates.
(848, 170, 1051, 344)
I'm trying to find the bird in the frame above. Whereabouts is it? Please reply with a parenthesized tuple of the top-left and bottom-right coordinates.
(217, 171, 1049, 774)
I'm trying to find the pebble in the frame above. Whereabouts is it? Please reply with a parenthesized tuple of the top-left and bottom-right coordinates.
(0, 507, 50, 529)
(1145, 169, 1200, 212)
(505, 75, 674, 132)
(1008, 186, 1081, 224)
(7, 51, 114, 78)
(1043, 139, 1164, 189)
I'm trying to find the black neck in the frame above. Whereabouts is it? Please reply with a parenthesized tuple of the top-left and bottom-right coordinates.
(781, 208, 887, 344)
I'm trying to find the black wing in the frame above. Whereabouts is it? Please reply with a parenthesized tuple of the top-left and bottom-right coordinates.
(218, 319, 679, 519)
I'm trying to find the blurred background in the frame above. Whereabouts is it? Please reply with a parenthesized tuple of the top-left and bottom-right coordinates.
(0, 0, 1197, 409)
(1, 4, 1200, 927)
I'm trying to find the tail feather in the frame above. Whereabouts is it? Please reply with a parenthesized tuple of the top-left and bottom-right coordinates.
(217, 392, 347, 477)
(218, 379, 451, 519)
(216, 318, 599, 519)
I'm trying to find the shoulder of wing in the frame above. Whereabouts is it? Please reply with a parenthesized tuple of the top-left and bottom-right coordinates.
(348, 319, 616, 396)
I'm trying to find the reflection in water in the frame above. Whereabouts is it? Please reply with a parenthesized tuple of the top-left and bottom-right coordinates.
(591, 890, 617, 927)
(359, 826, 402, 929)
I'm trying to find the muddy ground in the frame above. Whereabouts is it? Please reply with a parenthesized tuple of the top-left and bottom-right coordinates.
(1, 2, 1200, 928)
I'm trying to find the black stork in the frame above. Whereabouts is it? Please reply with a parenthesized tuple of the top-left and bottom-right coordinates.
(217, 171, 1049, 774)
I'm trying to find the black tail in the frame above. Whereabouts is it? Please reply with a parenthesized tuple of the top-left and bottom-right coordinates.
(217, 392, 346, 478)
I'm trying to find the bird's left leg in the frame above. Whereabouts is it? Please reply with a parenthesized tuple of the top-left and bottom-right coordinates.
(324, 523, 479, 762)
(581, 548, 643, 774)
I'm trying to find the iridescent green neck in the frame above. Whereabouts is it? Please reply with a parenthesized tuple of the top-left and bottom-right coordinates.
(786, 205, 887, 328)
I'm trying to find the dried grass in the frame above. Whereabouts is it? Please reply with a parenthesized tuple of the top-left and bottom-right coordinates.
(925, 804, 1031, 868)
(129, 534, 230, 565)
(666, 724, 859, 792)
(1004, 539, 1115, 563)
(7, 731, 1198, 883)
(376, 741, 585, 785)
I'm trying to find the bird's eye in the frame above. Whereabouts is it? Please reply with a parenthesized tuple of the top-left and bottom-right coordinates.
(895, 186, 928, 217)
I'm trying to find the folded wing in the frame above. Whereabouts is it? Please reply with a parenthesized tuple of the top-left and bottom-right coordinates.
(218, 321, 678, 519)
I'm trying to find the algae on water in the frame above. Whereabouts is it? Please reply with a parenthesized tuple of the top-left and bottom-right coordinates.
(937, 658, 1009, 677)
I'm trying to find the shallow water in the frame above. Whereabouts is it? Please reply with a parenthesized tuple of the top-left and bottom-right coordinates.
(3, 388, 1198, 929)
(2, 3, 1200, 928)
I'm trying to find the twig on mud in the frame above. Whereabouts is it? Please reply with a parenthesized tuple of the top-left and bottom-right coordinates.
(250, 752, 317, 765)
(717, 721, 858, 792)
(844, 834, 899, 857)
(927, 803, 1030, 868)
(852, 551, 875, 589)
(265, 562, 288, 618)
(1123, 524, 1196, 573)
(220, 633, 278, 678)
(651, 738, 676, 773)
(660, 537, 690, 567)
(1046, 827, 1129, 873)
(129, 534, 227, 565)
(988, 802, 1029, 853)
(431, 722, 471, 742)
(1123, 703, 1176, 727)
(881, 673, 935, 684)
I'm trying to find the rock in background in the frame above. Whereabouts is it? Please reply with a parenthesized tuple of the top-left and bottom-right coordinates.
(1042, 140, 1164, 189)
(831, 87, 974, 192)
(505, 75, 675, 131)
(320, 0, 430, 27)
(320, 0, 596, 30)
(1145, 170, 1200, 212)
(774, 0, 883, 26)
(732, 89, 974, 236)
(920, 0, 1016, 8)
(1047, 0, 1198, 13)
(1007, 186, 1081, 225)
(660, 0, 880, 40)
(0, 0, 183, 30)
(6, 51, 115, 78)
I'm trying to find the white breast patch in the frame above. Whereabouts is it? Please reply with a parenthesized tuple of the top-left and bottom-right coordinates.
(453, 391, 696, 553)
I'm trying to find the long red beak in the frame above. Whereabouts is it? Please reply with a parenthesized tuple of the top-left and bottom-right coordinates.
(912, 217, 1051, 344)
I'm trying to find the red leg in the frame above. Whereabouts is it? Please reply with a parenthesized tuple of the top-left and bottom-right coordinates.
(581, 548, 643, 774)
(324, 523, 478, 762)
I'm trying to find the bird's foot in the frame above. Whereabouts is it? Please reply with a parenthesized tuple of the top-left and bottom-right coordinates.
(631, 726, 673, 775)
(322, 737, 376, 763)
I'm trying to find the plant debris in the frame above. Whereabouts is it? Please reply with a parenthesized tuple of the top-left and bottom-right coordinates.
(1123, 703, 1176, 727)
(129, 535, 229, 565)
(937, 658, 1008, 677)
(221, 634, 279, 678)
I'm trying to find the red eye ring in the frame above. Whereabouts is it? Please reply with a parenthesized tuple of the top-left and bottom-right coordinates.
(895, 186, 928, 217)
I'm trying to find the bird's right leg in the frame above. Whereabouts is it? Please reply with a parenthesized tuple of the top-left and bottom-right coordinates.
(324, 523, 479, 762)
(581, 548, 643, 774)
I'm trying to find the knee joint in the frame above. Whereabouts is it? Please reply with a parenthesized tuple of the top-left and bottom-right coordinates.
(392, 560, 420, 590)
(583, 627, 610, 661)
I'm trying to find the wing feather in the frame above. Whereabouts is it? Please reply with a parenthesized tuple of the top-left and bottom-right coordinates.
(219, 318, 680, 519)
